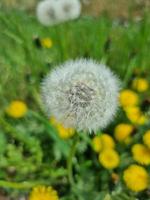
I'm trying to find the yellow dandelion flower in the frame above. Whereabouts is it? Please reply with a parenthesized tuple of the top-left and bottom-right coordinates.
(119, 89, 139, 108)
(132, 78, 149, 92)
(92, 136, 102, 152)
(143, 130, 150, 148)
(50, 117, 75, 139)
(132, 144, 150, 165)
(137, 115, 148, 125)
(114, 123, 134, 142)
(6, 100, 28, 118)
(41, 38, 53, 48)
(92, 134, 115, 153)
(125, 106, 148, 125)
(123, 164, 149, 192)
(99, 149, 120, 169)
(57, 124, 75, 139)
(29, 185, 59, 200)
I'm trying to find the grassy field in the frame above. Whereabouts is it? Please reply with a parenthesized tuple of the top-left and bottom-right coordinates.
(0, 9, 150, 200)
(1, 10, 150, 106)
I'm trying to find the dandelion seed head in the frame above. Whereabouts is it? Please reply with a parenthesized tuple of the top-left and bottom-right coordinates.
(36, 0, 58, 26)
(56, 0, 81, 22)
(42, 59, 120, 132)
(36, 0, 81, 26)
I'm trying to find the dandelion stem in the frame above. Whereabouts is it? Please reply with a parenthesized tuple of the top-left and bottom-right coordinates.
(67, 134, 79, 186)
(0, 180, 43, 190)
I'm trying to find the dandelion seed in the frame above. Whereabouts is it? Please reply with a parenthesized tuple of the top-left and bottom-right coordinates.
(41, 59, 120, 132)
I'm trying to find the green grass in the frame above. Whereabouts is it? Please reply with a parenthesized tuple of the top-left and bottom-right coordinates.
(0, 10, 150, 109)
(0, 9, 150, 200)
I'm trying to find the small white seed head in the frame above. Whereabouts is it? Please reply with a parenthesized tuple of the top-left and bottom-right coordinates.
(36, 0, 58, 26)
(56, 0, 81, 22)
(36, 0, 81, 26)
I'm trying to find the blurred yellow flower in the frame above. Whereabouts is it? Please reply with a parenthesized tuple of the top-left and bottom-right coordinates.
(132, 78, 149, 92)
(50, 117, 75, 139)
(143, 130, 150, 148)
(29, 185, 59, 200)
(92, 134, 115, 153)
(57, 124, 75, 139)
(92, 136, 102, 152)
(123, 165, 149, 192)
(6, 100, 27, 118)
(138, 115, 148, 125)
(125, 106, 148, 125)
(114, 123, 134, 142)
(99, 149, 120, 169)
(119, 89, 139, 107)
(132, 144, 150, 165)
(41, 38, 53, 48)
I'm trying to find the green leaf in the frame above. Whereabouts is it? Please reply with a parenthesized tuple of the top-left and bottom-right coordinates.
(104, 194, 112, 200)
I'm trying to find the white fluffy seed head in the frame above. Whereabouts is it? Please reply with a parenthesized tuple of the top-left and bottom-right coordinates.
(56, 0, 81, 22)
(36, 0, 58, 26)
(41, 59, 120, 132)
(36, 0, 81, 26)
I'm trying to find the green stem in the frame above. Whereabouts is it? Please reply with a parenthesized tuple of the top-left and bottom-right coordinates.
(0, 180, 43, 190)
(67, 134, 79, 186)
(123, 59, 136, 87)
